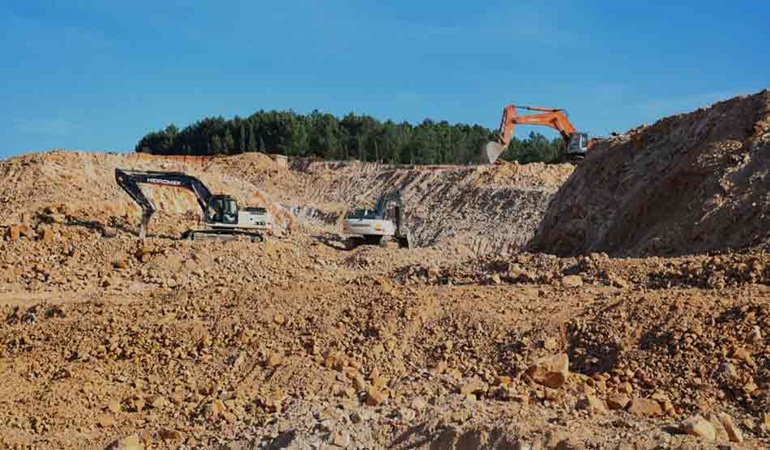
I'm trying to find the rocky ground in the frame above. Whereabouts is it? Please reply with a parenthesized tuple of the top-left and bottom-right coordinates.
(1, 227, 768, 449)
(1, 92, 770, 449)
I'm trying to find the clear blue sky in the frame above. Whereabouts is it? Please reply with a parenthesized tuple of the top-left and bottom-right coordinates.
(1, 1, 768, 158)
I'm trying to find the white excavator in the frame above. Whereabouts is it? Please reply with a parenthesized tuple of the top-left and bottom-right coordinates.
(115, 168, 274, 241)
(343, 190, 413, 249)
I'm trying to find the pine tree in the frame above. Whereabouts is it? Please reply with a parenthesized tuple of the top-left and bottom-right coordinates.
(211, 135, 223, 154)
(247, 126, 257, 152)
(223, 129, 235, 153)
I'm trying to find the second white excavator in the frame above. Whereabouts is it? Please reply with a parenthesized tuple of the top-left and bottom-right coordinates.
(343, 190, 412, 249)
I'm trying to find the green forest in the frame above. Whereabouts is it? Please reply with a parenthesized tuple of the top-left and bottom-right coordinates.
(135, 110, 564, 164)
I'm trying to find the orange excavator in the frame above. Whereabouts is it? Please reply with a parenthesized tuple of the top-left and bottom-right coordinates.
(483, 105, 596, 164)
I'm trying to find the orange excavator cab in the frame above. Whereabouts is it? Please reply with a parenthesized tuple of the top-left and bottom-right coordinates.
(484, 104, 594, 164)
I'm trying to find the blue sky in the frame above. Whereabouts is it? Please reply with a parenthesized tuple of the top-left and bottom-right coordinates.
(1, 0, 768, 158)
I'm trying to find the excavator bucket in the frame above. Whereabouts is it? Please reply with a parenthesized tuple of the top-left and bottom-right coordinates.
(483, 141, 506, 164)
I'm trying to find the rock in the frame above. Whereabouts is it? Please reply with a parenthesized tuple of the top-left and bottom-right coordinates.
(446, 368, 463, 380)
(578, 394, 607, 415)
(273, 313, 286, 325)
(206, 399, 227, 419)
(371, 375, 389, 389)
(6, 226, 21, 241)
(681, 415, 716, 441)
(365, 387, 388, 406)
(525, 353, 569, 389)
(38, 227, 55, 243)
(44, 212, 67, 224)
(606, 393, 631, 410)
(411, 397, 427, 411)
(609, 275, 630, 288)
(107, 401, 122, 413)
(732, 347, 756, 367)
(105, 434, 144, 450)
(543, 337, 559, 351)
(158, 428, 184, 441)
(398, 407, 417, 422)
(747, 325, 762, 343)
(493, 376, 512, 386)
(561, 275, 583, 288)
(627, 398, 662, 417)
(717, 413, 744, 443)
(135, 246, 156, 263)
(125, 396, 146, 412)
(265, 352, 284, 367)
(262, 391, 285, 413)
(98, 415, 115, 428)
(148, 395, 168, 409)
(18, 225, 35, 239)
(617, 381, 633, 395)
(719, 361, 737, 379)
(459, 378, 488, 396)
(352, 375, 368, 392)
(330, 430, 351, 447)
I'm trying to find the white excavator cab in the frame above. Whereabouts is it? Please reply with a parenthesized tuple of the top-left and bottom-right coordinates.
(566, 132, 590, 157)
(206, 195, 239, 225)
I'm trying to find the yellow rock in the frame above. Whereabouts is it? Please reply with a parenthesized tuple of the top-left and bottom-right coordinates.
(606, 393, 630, 410)
(105, 434, 144, 450)
(627, 398, 662, 417)
(525, 353, 569, 389)
(681, 415, 716, 441)
(717, 413, 744, 443)
(98, 415, 115, 428)
(365, 387, 388, 406)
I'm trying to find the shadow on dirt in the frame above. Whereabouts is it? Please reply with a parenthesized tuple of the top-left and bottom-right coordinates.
(313, 232, 350, 251)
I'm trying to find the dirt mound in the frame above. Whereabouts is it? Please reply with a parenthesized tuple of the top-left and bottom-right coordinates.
(530, 90, 770, 256)
(0, 151, 572, 253)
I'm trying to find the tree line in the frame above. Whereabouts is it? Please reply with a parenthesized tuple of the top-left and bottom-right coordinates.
(135, 110, 564, 164)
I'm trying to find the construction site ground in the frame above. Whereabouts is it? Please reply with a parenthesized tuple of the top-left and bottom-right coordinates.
(1, 91, 770, 449)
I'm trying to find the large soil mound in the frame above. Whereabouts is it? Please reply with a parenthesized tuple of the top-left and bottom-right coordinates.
(530, 90, 770, 256)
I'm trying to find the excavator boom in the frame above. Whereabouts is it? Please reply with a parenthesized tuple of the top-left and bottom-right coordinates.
(115, 169, 213, 238)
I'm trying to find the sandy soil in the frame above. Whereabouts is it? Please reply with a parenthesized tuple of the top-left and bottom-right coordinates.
(1, 92, 769, 449)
